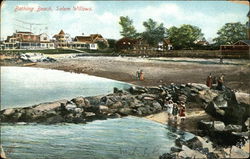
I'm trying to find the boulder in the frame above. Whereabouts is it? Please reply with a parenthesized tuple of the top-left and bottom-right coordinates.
(224, 124, 242, 132)
(98, 105, 109, 114)
(170, 147, 182, 153)
(46, 115, 64, 124)
(111, 101, 123, 108)
(189, 83, 209, 91)
(2, 108, 15, 116)
(159, 153, 176, 159)
(198, 120, 213, 131)
(118, 108, 132, 115)
(175, 138, 187, 147)
(244, 117, 250, 130)
(235, 92, 250, 105)
(223, 91, 250, 125)
(84, 112, 96, 117)
(205, 101, 225, 118)
(146, 86, 163, 94)
(129, 86, 147, 94)
(151, 102, 162, 111)
(65, 104, 77, 111)
(196, 89, 218, 106)
(230, 146, 249, 158)
(178, 145, 206, 159)
(71, 97, 90, 108)
(186, 136, 214, 152)
(33, 100, 68, 112)
(213, 121, 225, 131)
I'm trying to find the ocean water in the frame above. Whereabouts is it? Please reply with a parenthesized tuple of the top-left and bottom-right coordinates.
(1, 66, 194, 159)
(1, 117, 194, 159)
(1, 66, 131, 109)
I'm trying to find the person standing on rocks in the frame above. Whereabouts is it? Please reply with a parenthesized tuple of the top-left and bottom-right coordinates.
(166, 100, 173, 119)
(139, 69, 144, 81)
(179, 102, 186, 121)
(172, 103, 179, 120)
(136, 68, 140, 80)
(217, 74, 225, 91)
(206, 73, 213, 88)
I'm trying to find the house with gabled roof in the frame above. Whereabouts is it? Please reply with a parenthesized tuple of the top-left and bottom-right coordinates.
(53, 29, 71, 48)
(71, 34, 108, 50)
(3, 31, 54, 50)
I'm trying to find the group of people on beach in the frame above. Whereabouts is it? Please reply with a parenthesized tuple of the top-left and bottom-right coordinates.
(206, 73, 225, 91)
(164, 97, 186, 122)
(136, 69, 144, 81)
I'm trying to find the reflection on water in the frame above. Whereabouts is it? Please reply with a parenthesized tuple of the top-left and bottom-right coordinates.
(1, 66, 130, 109)
(1, 116, 194, 159)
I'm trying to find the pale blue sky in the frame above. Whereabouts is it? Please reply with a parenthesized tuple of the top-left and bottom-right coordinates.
(1, 1, 249, 42)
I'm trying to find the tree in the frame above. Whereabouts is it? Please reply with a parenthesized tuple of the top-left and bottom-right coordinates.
(107, 39, 116, 49)
(142, 18, 166, 46)
(167, 24, 204, 49)
(119, 16, 138, 38)
(97, 41, 108, 50)
(213, 22, 247, 46)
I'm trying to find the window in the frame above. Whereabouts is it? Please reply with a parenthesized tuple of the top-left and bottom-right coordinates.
(43, 37, 47, 41)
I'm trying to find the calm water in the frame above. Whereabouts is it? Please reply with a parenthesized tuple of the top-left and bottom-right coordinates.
(1, 66, 130, 109)
(1, 117, 194, 159)
(1, 66, 194, 159)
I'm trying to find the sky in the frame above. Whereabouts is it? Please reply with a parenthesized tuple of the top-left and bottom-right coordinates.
(1, 0, 249, 42)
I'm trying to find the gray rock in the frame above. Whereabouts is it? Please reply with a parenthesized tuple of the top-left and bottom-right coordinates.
(2, 108, 15, 116)
(98, 105, 109, 114)
(71, 97, 90, 108)
(197, 89, 218, 104)
(146, 86, 163, 94)
(198, 120, 213, 131)
(33, 100, 68, 112)
(213, 121, 225, 131)
(230, 146, 249, 158)
(159, 153, 176, 159)
(178, 145, 206, 159)
(224, 124, 242, 132)
(189, 83, 209, 91)
(65, 104, 77, 111)
(186, 136, 214, 152)
(84, 112, 96, 117)
(129, 86, 147, 94)
(151, 102, 162, 111)
(244, 117, 250, 130)
(118, 108, 132, 115)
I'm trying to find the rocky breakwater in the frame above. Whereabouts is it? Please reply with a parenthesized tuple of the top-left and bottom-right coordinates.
(160, 135, 249, 159)
(0, 85, 166, 124)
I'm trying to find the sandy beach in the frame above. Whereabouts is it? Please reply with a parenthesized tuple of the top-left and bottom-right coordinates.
(35, 56, 250, 93)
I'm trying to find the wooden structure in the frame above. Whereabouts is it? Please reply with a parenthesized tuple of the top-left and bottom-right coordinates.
(220, 40, 250, 59)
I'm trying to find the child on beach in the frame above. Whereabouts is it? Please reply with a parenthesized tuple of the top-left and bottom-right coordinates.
(172, 103, 179, 120)
(178, 101, 186, 121)
(167, 100, 173, 119)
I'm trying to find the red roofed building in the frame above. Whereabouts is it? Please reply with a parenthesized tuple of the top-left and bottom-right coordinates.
(71, 34, 108, 50)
